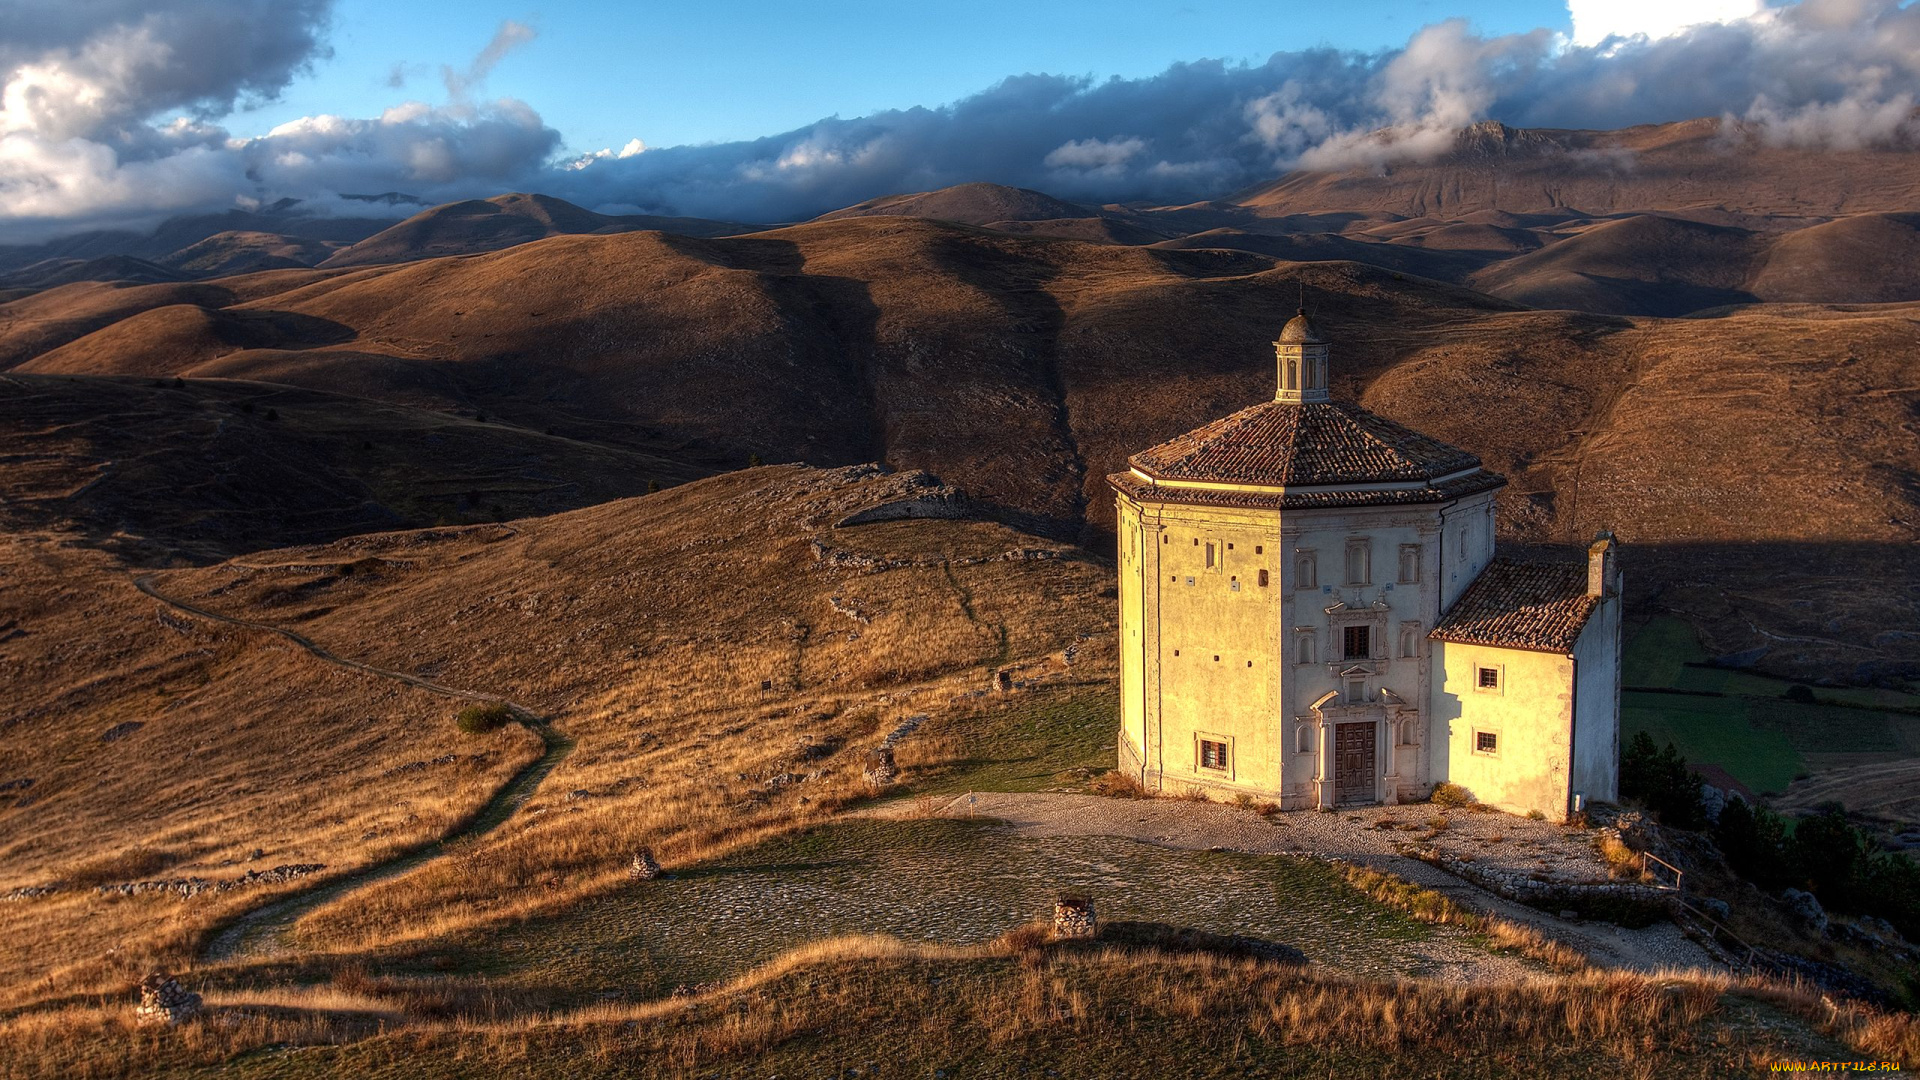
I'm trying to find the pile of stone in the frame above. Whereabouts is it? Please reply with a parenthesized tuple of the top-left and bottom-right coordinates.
(135, 973, 202, 1026)
(862, 746, 898, 786)
(2, 884, 62, 902)
(1052, 892, 1097, 939)
(628, 847, 663, 880)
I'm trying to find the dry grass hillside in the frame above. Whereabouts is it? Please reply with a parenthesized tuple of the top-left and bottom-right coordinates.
(816, 182, 1094, 224)
(3, 217, 1916, 680)
(320, 193, 750, 268)
(0, 373, 710, 563)
(5, 934, 1913, 1079)
(0, 463, 1110, 1005)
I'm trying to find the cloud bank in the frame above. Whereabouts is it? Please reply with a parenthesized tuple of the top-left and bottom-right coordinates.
(4, 0, 1920, 238)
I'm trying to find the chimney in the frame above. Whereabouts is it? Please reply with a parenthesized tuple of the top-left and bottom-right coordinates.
(1587, 531, 1617, 598)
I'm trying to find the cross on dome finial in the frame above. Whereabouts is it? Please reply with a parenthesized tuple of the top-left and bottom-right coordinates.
(1274, 305, 1330, 404)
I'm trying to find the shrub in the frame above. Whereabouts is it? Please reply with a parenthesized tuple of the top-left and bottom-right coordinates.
(1089, 769, 1146, 799)
(1789, 805, 1870, 907)
(264, 407, 279, 421)
(1784, 684, 1816, 704)
(1714, 798, 1790, 890)
(455, 702, 515, 734)
(1619, 732, 1704, 828)
(1430, 781, 1475, 807)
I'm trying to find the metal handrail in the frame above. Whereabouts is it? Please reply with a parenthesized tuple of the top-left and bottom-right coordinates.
(1641, 851, 1684, 894)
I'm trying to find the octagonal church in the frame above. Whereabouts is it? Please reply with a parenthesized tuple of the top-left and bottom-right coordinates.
(1109, 309, 1621, 821)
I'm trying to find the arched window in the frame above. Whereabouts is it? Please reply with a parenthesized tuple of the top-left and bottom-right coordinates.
(1344, 538, 1371, 586)
(1295, 550, 1317, 589)
(1286, 359, 1298, 390)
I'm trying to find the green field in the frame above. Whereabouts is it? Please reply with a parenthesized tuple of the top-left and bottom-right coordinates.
(1621, 617, 1920, 795)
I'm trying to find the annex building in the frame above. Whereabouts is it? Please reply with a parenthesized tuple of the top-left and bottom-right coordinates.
(1110, 309, 1621, 821)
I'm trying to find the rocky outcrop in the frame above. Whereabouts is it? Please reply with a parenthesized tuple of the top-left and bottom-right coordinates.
(1782, 888, 1829, 934)
(831, 470, 970, 528)
(135, 974, 202, 1026)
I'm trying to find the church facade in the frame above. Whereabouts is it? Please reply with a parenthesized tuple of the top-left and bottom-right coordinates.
(1110, 310, 1620, 821)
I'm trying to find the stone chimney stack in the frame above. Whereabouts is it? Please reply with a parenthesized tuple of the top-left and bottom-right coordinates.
(1587, 531, 1617, 598)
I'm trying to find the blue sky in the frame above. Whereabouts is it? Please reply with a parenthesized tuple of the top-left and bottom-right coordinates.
(233, 0, 1570, 153)
(8, 0, 1915, 237)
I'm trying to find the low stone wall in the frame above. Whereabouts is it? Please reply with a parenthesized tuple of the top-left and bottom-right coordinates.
(94, 863, 327, 900)
(1428, 855, 1673, 927)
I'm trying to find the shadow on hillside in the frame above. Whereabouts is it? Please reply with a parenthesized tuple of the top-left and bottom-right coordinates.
(913, 230, 1081, 542)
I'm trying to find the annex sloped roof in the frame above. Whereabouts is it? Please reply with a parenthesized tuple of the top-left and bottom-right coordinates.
(1127, 400, 1485, 488)
(1429, 558, 1602, 654)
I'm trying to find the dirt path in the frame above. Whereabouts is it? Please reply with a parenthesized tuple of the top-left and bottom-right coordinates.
(131, 574, 574, 964)
(873, 791, 1716, 975)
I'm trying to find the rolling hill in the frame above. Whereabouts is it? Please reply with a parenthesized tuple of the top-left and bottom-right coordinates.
(318, 193, 752, 268)
(2, 214, 1915, 682)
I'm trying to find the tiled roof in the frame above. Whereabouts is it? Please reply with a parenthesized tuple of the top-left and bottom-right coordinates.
(1429, 558, 1601, 654)
(1129, 400, 1484, 487)
(1109, 468, 1505, 511)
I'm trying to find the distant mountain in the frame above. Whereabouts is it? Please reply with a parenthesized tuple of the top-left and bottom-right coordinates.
(1234, 118, 1920, 218)
(816, 182, 1095, 225)
(163, 231, 346, 277)
(0, 206, 394, 277)
(318, 193, 753, 268)
(0, 256, 193, 291)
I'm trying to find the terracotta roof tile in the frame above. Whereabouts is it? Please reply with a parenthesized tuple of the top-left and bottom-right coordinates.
(1429, 558, 1601, 654)
(1108, 469, 1505, 511)
(1129, 400, 1484, 487)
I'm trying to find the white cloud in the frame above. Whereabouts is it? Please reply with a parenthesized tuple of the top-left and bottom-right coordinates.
(6, 0, 1920, 239)
(1043, 136, 1146, 171)
(1567, 0, 1764, 48)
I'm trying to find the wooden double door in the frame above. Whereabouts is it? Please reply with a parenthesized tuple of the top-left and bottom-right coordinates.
(1333, 721, 1377, 806)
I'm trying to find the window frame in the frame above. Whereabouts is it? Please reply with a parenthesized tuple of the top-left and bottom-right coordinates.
(1398, 621, 1421, 659)
(1196, 732, 1234, 776)
(1342, 624, 1372, 661)
(1294, 549, 1317, 590)
(1473, 730, 1500, 756)
(1293, 628, 1317, 665)
(1474, 663, 1504, 694)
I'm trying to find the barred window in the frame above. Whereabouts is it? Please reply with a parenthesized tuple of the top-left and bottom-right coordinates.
(1199, 739, 1229, 771)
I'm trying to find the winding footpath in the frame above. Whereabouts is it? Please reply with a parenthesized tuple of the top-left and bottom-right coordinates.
(131, 574, 573, 964)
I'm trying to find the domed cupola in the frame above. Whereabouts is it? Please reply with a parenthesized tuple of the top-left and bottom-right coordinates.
(1275, 308, 1330, 405)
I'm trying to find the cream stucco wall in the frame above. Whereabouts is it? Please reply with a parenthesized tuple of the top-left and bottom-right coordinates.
(1115, 483, 1503, 807)
(1431, 644, 1575, 820)
(1570, 594, 1622, 805)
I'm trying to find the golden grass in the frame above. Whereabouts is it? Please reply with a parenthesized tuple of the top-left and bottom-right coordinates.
(8, 931, 1907, 1079)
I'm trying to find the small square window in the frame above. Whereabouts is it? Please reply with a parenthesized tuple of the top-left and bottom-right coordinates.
(1255, 545, 1263, 554)
(1200, 739, 1229, 771)
(1475, 731, 1498, 754)
(1258, 569, 1269, 587)
(1477, 666, 1501, 690)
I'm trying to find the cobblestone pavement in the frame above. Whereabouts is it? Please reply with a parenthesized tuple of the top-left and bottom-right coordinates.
(466, 818, 1538, 1003)
(877, 792, 1715, 975)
